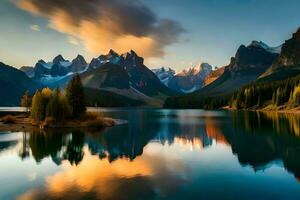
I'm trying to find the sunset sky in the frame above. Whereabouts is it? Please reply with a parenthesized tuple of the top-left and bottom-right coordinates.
(1, 0, 300, 71)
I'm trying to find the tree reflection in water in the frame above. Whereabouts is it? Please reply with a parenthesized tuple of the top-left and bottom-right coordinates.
(1, 110, 300, 180)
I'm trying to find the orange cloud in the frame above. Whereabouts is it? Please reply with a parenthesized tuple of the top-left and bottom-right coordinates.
(15, 0, 184, 57)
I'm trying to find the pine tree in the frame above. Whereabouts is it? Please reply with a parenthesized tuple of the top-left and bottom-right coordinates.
(46, 88, 71, 122)
(21, 90, 31, 112)
(66, 74, 86, 118)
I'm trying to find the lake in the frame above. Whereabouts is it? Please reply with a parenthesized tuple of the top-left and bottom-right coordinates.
(0, 108, 300, 200)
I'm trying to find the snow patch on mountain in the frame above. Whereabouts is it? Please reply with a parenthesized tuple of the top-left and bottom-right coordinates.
(249, 41, 282, 54)
(153, 63, 213, 93)
(152, 67, 176, 86)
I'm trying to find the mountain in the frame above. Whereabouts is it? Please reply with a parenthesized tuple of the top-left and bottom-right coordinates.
(20, 55, 87, 82)
(84, 88, 145, 107)
(89, 49, 121, 70)
(203, 66, 225, 86)
(169, 63, 212, 93)
(153, 63, 212, 93)
(19, 66, 35, 78)
(18, 50, 177, 107)
(81, 53, 177, 107)
(164, 40, 280, 108)
(81, 63, 130, 90)
(0, 62, 41, 106)
(250, 41, 282, 54)
(193, 41, 279, 96)
(71, 55, 87, 72)
(259, 28, 300, 81)
(152, 67, 176, 86)
(86, 50, 177, 98)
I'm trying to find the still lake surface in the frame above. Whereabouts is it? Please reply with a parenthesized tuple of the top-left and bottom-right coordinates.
(0, 108, 300, 200)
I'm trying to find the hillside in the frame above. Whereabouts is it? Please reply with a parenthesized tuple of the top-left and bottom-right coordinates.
(0, 62, 41, 106)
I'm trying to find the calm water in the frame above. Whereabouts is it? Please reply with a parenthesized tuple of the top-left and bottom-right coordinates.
(1, 109, 300, 200)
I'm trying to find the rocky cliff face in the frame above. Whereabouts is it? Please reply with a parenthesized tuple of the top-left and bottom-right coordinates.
(261, 27, 300, 79)
(226, 42, 278, 75)
(192, 41, 279, 96)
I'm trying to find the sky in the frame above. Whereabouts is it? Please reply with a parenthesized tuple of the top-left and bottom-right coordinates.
(0, 0, 300, 71)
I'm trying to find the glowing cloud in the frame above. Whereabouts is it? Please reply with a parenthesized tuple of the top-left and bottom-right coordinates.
(15, 0, 184, 57)
(30, 24, 40, 31)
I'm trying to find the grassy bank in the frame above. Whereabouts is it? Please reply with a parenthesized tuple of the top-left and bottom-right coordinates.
(0, 111, 115, 132)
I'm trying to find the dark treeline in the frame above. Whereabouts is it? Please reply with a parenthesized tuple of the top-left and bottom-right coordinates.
(164, 94, 230, 109)
(230, 74, 300, 109)
(164, 74, 300, 110)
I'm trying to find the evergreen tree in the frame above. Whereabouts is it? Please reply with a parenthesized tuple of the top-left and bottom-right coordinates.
(46, 88, 71, 122)
(66, 74, 86, 118)
(21, 90, 31, 112)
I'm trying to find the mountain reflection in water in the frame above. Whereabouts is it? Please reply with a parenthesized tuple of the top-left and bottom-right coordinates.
(1, 109, 300, 200)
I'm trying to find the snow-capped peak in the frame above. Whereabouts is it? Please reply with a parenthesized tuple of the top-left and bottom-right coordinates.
(249, 40, 282, 54)
(152, 67, 176, 86)
(176, 63, 212, 76)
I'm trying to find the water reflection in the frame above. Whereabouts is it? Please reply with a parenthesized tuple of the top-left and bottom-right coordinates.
(1, 109, 300, 199)
(229, 111, 300, 179)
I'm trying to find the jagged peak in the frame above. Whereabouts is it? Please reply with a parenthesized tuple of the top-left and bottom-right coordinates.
(53, 54, 67, 64)
(75, 54, 84, 59)
(73, 54, 87, 64)
(37, 59, 46, 64)
(107, 49, 119, 57)
(176, 62, 212, 76)
(249, 40, 270, 49)
(130, 49, 137, 56)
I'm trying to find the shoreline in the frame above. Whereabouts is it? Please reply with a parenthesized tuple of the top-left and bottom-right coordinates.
(0, 114, 117, 132)
(225, 106, 300, 115)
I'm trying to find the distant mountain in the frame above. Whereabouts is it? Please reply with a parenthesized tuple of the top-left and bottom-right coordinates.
(170, 63, 212, 93)
(71, 55, 87, 72)
(164, 40, 280, 108)
(19, 66, 35, 78)
(0, 62, 41, 106)
(20, 55, 87, 82)
(193, 41, 279, 96)
(153, 63, 212, 93)
(152, 67, 176, 86)
(259, 28, 300, 81)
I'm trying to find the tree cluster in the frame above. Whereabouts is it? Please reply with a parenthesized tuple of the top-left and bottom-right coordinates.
(230, 74, 300, 109)
(30, 75, 86, 124)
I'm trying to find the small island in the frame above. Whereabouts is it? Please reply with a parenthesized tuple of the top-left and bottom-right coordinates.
(0, 75, 115, 132)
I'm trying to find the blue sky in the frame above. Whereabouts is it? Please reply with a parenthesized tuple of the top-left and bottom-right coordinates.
(0, 0, 300, 71)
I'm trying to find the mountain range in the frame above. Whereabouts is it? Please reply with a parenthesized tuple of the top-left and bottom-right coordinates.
(165, 28, 300, 108)
(16, 50, 178, 107)
(193, 40, 280, 97)
(1, 27, 300, 108)
(153, 63, 213, 93)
